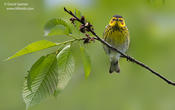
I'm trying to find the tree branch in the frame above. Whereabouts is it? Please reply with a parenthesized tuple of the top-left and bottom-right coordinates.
(64, 7, 175, 86)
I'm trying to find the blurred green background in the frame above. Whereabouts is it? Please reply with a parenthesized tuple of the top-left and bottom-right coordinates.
(1, 0, 175, 110)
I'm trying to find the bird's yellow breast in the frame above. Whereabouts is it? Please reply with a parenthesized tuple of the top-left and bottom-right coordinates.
(105, 29, 128, 46)
(111, 30, 126, 44)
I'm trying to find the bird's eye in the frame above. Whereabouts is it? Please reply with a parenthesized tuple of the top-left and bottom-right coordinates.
(119, 20, 123, 22)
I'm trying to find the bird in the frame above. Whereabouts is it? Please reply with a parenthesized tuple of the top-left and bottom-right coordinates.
(103, 15, 130, 73)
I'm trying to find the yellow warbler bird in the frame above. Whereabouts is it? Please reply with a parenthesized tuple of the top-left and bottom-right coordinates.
(103, 15, 130, 73)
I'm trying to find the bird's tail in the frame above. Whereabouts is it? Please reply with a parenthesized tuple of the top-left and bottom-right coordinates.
(109, 61, 120, 73)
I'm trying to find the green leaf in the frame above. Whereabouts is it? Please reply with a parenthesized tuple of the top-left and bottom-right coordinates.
(54, 45, 75, 95)
(23, 53, 58, 109)
(74, 9, 82, 18)
(44, 18, 72, 36)
(7, 40, 57, 60)
(80, 47, 91, 78)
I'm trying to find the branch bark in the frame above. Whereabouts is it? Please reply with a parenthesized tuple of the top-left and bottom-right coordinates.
(64, 7, 175, 86)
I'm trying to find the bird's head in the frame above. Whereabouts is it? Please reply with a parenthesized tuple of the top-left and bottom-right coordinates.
(109, 15, 126, 27)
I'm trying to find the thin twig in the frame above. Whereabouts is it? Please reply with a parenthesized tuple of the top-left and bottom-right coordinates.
(64, 7, 175, 86)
